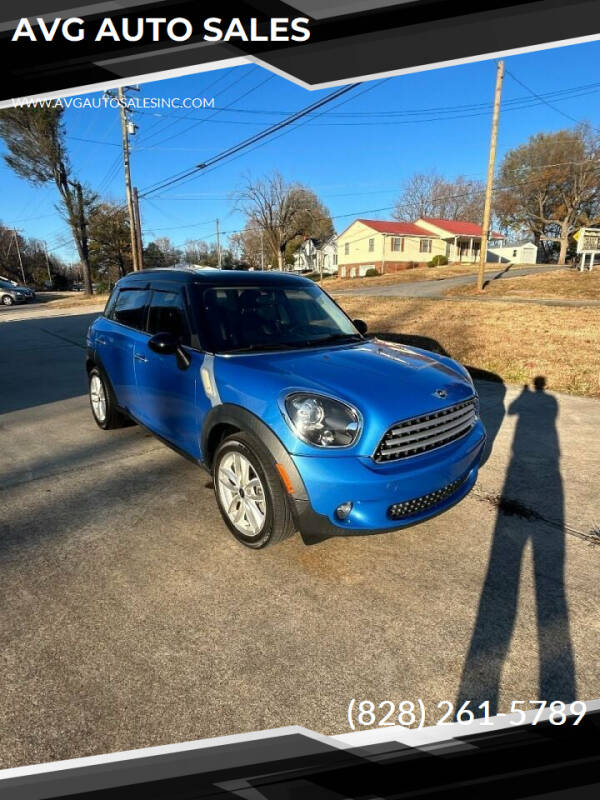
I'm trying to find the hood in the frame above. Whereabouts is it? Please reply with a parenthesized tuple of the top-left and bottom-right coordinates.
(218, 338, 475, 452)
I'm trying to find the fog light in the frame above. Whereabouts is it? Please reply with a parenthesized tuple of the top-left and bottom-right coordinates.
(335, 501, 353, 521)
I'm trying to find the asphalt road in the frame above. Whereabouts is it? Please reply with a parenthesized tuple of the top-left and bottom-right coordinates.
(0, 305, 598, 768)
(331, 265, 562, 298)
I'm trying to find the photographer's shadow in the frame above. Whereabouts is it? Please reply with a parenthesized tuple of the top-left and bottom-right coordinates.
(456, 377, 576, 713)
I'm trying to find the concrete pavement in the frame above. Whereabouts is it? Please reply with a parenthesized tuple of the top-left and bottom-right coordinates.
(0, 306, 598, 768)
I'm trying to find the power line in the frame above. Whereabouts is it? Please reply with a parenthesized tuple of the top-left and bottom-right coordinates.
(147, 74, 275, 149)
(505, 68, 592, 129)
(146, 78, 392, 199)
(139, 83, 361, 199)
(132, 79, 600, 121)
(136, 68, 257, 147)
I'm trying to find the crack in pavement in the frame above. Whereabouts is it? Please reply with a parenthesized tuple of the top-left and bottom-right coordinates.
(472, 488, 600, 545)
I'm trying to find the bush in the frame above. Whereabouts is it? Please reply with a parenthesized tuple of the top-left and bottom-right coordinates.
(365, 268, 378, 277)
(428, 255, 449, 268)
(50, 273, 71, 291)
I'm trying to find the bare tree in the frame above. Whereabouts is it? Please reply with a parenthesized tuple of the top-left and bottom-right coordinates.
(154, 236, 181, 266)
(393, 171, 485, 222)
(235, 171, 334, 270)
(496, 125, 600, 264)
(0, 106, 97, 293)
(183, 239, 210, 265)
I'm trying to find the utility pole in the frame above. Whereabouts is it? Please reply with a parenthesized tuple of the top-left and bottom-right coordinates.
(260, 229, 264, 270)
(43, 241, 52, 283)
(216, 218, 222, 268)
(117, 86, 140, 271)
(478, 60, 504, 291)
(132, 187, 144, 270)
(13, 229, 26, 284)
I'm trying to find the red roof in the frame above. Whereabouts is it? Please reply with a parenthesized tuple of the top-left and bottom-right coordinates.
(357, 219, 432, 236)
(419, 217, 504, 239)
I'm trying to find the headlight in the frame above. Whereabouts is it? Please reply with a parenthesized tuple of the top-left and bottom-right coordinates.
(283, 392, 361, 448)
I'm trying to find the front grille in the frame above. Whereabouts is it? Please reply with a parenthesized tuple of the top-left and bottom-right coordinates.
(373, 398, 477, 462)
(387, 475, 469, 520)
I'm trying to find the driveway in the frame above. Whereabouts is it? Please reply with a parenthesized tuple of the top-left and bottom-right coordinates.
(331, 265, 562, 298)
(0, 305, 598, 768)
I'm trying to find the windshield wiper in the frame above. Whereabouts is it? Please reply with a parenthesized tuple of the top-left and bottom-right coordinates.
(308, 333, 364, 346)
(222, 334, 363, 354)
(222, 342, 301, 354)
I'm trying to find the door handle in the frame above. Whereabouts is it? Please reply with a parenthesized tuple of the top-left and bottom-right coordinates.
(134, 353, 148, 363)
(96, 336, 108, 345)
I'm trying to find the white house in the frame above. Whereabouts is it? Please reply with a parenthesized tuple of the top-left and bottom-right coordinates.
(293, 236, 337, 273)
(487, 241, 538, 264)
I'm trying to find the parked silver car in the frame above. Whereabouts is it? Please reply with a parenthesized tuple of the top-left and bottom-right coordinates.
(0, 280, 35, 306)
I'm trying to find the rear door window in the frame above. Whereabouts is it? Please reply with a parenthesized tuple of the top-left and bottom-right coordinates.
(111, 288, 150, 330)
(147, 289, 190, 345)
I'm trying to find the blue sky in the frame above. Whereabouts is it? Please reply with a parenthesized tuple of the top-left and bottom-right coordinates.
(3, 38, 600, 261)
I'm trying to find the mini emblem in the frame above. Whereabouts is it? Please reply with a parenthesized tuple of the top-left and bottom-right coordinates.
(434, 389, 448, 399)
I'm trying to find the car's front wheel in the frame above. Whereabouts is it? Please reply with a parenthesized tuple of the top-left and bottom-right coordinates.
(1, 294, 15, 306)
(213, 432, 296, 548)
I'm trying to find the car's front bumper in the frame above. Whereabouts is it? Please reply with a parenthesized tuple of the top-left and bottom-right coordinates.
(289, 421, 486, 544)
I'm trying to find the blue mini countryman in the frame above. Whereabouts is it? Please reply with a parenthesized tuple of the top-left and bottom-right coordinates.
(86, 267, 486, 548)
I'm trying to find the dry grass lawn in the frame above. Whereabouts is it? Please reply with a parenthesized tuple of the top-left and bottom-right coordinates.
(35, 292, 109, 309)
(319, 263, 501, 291)
(445, 267, 600, 300)
(337, 295, 600, 397)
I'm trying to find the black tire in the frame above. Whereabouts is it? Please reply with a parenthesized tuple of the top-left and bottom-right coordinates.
(1, 294, 14, 306)
(212, 431, 296, 549)
(88, 367, 132, 430)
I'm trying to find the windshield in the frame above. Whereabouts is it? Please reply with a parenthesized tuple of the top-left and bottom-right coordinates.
(194, 283, 362, 353)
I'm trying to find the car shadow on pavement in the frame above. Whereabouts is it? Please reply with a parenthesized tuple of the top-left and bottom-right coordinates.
(372, 331, 506, 465)
(456, 376, 576, 714)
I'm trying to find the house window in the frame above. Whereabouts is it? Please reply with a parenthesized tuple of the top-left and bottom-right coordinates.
(368, 238, 374, 252)
(344, 242, 349, 256)
(333, 254, 338, 265)
(391, 237, 403, 252)
(420, 239, 432, 254)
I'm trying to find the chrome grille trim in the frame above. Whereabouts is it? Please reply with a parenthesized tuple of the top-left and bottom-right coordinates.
(374, 398, 477, 462)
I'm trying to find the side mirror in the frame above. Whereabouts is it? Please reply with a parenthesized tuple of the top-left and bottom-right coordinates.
(353, 318, 368, 335)
(148, 331, 179, 355)
(148, 331, 192, 370)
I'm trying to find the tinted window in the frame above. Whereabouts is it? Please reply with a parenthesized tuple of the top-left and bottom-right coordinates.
(147, 290, 189, 344)
(111, 289, 150, 330)
(196, 284, 359, 353)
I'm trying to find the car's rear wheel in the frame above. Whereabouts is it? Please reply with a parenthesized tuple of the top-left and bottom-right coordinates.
(213, 432, 296, 548)
(1, 294, 14, 306)
(88, 367, 131, 430)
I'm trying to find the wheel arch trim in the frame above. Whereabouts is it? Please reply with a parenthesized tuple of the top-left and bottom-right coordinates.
(201, 404, 309, 502)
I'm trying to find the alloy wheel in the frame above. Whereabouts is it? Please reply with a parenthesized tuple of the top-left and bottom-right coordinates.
(217, 452, 266, 537)
(90, 374, 107, 422)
